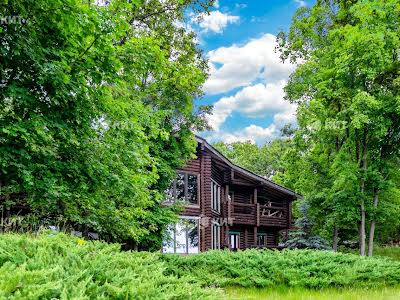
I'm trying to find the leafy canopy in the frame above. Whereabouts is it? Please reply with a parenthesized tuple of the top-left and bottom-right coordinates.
(0, 0, 211, 247)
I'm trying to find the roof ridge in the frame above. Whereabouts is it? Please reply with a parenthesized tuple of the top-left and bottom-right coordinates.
(195, 135, 301, 199)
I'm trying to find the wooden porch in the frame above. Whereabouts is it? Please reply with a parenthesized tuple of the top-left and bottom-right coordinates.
(227, 200, 289, 228)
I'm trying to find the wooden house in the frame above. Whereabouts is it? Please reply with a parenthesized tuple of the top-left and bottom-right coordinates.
(162, 136, 300, 254)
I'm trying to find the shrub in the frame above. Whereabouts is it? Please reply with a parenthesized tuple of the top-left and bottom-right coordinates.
(282, 231, 331, 250)
(0, 232, 219, 299)
(161, 249, 400, 289)
(2, 232, 400, 299)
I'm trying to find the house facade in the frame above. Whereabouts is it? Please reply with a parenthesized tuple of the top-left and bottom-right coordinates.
(162, 136, 299, 254)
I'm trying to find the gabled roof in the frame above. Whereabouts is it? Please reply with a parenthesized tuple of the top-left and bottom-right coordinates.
(195, 135, 301, 199)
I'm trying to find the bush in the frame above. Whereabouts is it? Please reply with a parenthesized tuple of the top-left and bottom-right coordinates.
(282, 231, 331, 250)
(161, 249, 400, 289)
(0, 232, 219, 299)
(2, 233, 400, 299)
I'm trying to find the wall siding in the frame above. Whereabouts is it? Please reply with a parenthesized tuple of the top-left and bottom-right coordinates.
(174, 144, 293, 252)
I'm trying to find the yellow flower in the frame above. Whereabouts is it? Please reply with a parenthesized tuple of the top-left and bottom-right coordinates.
(77, 239, 86, 246)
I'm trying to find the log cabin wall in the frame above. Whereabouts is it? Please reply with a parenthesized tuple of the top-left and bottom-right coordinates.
(173, 139, 298, 252)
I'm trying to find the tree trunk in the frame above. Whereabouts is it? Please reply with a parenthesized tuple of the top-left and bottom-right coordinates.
(360, 199, 366, 256)
(333, 226, 339, 252)
(368, 190, 379, 256)
(359, 127, 368, 256)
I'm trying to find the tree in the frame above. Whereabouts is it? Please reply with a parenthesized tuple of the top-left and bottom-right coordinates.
(0, 0, 211, 248)
(213, 130, 294, 179)
(278, 0, 400, 255)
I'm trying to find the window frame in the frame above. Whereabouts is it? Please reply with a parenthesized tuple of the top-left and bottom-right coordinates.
(167, 171, 200, 207)
(211, 221, 221, 250)
(257, 233, 268, 247)
(211, 179, 221, 213)
(229, 232, 240, 251)
(162, 216, 200, 254)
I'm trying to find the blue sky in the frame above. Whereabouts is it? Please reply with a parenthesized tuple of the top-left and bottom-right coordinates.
(189, 0, 310, 144)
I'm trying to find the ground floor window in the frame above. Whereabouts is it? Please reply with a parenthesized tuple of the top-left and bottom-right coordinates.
(229, 231, 240, 251)
(257, 232, 267, 247)
(162, 217, 199, 254)
(211, 222, 221, 249)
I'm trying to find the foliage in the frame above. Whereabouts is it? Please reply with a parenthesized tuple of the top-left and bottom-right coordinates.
(213, 131, 293, 179)
(0, 0, 211, 246)
(2, 232, 400, 299)
(162, 249, 400, 289)
(277, 0, 400, 254)
(283, 232, 331, 251)
(282, 202, 331, 250)
(0, 232, 220, 299)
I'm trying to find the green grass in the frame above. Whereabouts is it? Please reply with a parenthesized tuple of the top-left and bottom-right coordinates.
(375, 246, 400, 261)
(225, 287, 400, 300)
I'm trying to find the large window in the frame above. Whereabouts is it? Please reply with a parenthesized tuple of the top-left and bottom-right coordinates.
(162, 218, 199, 254)
(211, 222, 221, 249)
(211, 180, 221, 213)
(166, 172, 199, 206)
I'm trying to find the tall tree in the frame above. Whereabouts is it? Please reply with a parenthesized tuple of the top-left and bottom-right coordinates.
(0, 0, 211, 248)
(278, 0, 400, 255)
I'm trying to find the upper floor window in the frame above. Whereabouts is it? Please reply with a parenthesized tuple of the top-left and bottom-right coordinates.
(166, 172, 199, 206)
(211, 180, 221, 213)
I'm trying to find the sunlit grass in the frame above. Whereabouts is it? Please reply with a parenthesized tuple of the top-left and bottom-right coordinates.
(225, 287, 400, 300)
(375, 247, 400, 261)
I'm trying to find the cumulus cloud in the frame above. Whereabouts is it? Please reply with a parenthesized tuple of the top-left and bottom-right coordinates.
(207, 80, 294, 131)
(194, 10, 239, 34)
(203, 34, 298, 144)
(207, 106, 297, 145)
(203, 34, 295, 95)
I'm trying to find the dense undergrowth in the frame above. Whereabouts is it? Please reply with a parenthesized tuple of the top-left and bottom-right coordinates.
(0, 233, 219, 300)
(161, 249, 400, 289)
(1, 233, 400, 299)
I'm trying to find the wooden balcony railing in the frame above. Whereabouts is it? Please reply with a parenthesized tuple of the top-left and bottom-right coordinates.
(228, 201, 287, 227)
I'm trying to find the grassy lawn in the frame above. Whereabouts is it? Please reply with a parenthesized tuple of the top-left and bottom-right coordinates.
(225, 287, 400, 300)
(375, 247, 400, 261)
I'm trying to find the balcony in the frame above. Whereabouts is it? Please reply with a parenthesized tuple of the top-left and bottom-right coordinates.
(228, 201, 288, 227)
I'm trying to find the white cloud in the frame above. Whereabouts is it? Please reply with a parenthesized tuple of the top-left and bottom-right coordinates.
(213, 0, 219, 8)
(206, 106, 297, 145)
(203, 33, 298, 144)
(207, 81, 294, 131)
(195, 11, 239, 34)
(215, 124, 277, 144)
(203, 34, 295, 95)
(294, 0, 307, 7)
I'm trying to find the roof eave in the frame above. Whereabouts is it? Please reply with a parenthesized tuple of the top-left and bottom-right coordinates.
(195, 135, 302, 199)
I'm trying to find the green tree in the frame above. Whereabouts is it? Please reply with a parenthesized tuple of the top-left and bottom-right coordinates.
(0, 0, 211, 248)
(278, 0, 400, 255)
(213, 133, 293, 179)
